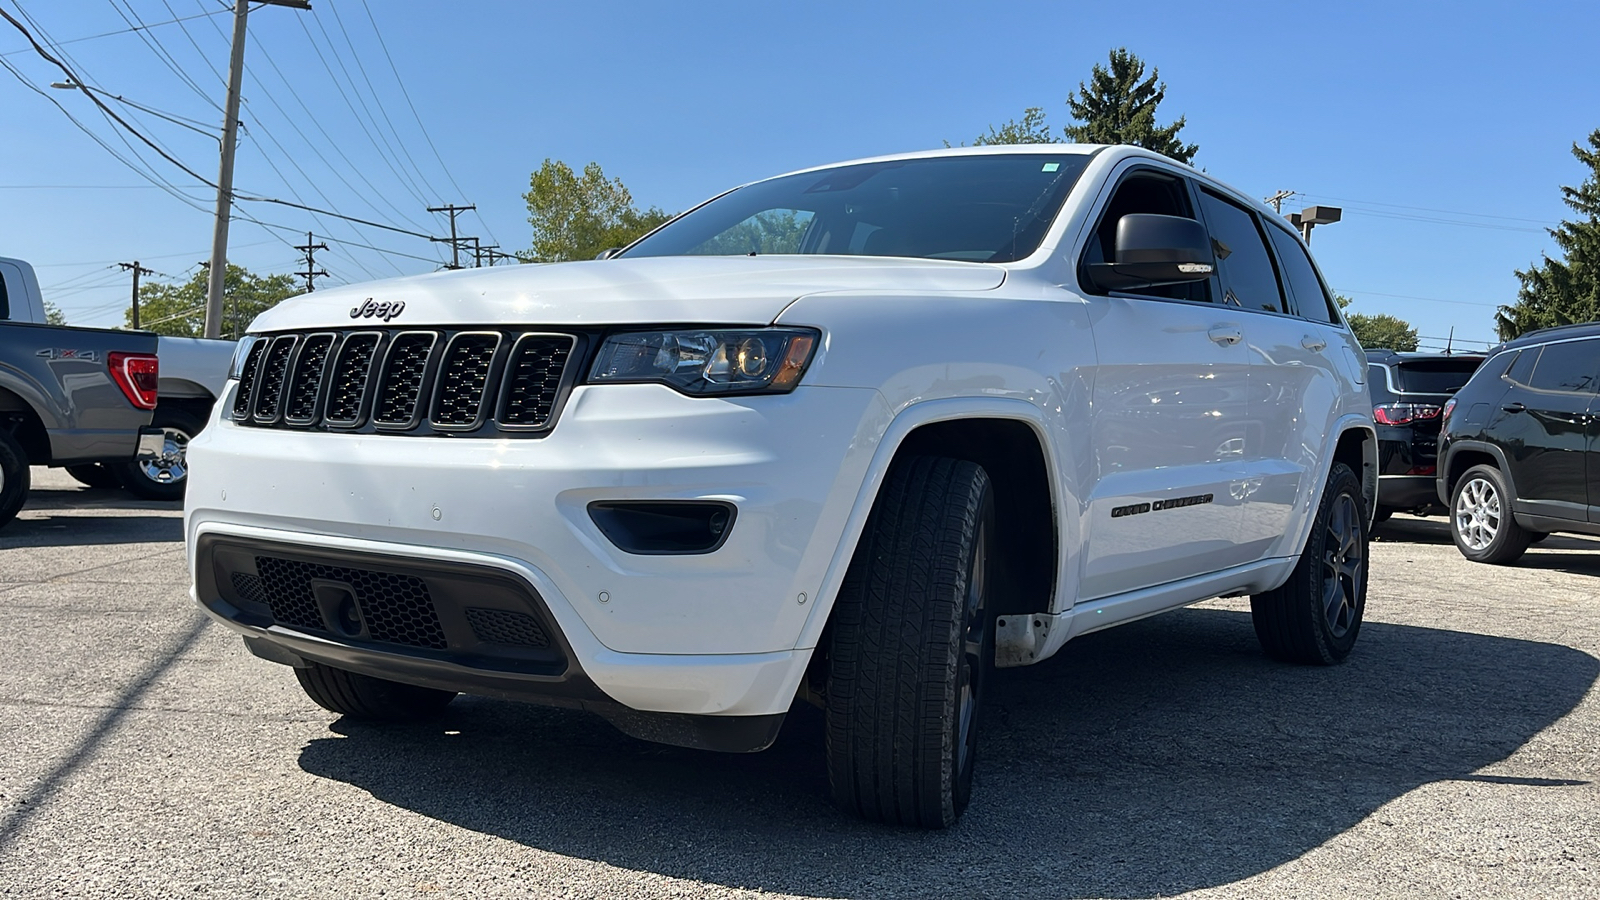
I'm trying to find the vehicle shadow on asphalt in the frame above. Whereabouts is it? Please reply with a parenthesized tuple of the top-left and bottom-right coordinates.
(1375, 517, 1600, 575)
(296, 608, 1599, 898)
(2, 514, 183, 546)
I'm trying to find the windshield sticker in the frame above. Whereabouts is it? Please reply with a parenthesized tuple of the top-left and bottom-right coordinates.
(1041, 162, 1060, 172)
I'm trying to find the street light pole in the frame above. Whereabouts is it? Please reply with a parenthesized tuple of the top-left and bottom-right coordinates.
(203, 0, 310, 340)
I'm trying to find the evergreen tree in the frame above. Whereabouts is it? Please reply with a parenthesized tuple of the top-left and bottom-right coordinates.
(1062, 48, 1198, 164)
(1496, 129, 1600, 339)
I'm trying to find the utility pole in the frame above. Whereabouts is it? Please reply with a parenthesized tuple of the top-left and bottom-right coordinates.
(1264, 190, 1295, 214)
(428, 203, 476, 269)
(204, 0, 312, 340)
(293, 232, 329, 292)
(118, 261, 154, 330)
(477, 245, 517, 266)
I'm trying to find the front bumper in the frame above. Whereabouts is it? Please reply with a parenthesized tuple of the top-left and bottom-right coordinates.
(186, 382, 889, 720)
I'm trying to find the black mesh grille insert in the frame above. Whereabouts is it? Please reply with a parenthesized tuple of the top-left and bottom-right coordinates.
(230, 572, 270, 608)
(284, 333, 334, 424)
(231, 339, 270, 419)
(498, 335, 574, 428)
(252, 336, 298, 422)
(373, 332, 436, 426)
(253, 556, 447, 650)
(325, 333, 380, 425)
(465, 607, 550, 648)
(431, 333, 500, 427)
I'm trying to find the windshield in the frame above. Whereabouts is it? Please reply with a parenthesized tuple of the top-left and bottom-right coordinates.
(621, 153, 1094, 264)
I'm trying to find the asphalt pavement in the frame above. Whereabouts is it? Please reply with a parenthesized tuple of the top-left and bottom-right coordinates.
(1, 466, 1597, 899)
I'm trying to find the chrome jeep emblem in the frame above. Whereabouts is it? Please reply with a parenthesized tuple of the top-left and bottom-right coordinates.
(349, 298, 405, 322)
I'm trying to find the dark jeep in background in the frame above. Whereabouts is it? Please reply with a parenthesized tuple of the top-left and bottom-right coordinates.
(1366, 350, 1485, 521)
(1437, 323, 1600, 564)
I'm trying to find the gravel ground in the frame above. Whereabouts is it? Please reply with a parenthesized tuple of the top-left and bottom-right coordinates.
(1, 466, 1597, 899)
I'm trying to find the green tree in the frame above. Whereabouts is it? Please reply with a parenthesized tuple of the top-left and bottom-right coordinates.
(131, 264, 298, 338)
(1062, 48, 1198, 163)
(42, 299, 67, 325)
(1336, 294, 1419, 351)
(968, 107, 1061, 146)
(520, 159, 672, 263)
(1496, 129, 1600, 340)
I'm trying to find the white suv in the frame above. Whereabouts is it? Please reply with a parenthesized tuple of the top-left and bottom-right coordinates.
(187, 145, 1375, 828)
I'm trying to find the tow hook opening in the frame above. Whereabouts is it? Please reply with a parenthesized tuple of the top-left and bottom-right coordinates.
(311, 580, 367, 638)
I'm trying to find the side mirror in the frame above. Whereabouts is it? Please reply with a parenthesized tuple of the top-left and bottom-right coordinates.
(1085, 214, 1215, 292)
(595, 247, 622, 260)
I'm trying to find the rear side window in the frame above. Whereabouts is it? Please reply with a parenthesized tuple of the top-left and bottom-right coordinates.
(0, 267, 11, 320)
(1265, 226, 1339, 323)
(1198, 190, 1285, 313)
(1526, 340, 1599, 393)
(1394, 358, 1483, 393)
(1505, 348, 1537, 386)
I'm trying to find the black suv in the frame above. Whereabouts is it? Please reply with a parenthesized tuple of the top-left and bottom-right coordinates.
(1367, 350, 1485, 520)
(1437, 323, 1600, 563)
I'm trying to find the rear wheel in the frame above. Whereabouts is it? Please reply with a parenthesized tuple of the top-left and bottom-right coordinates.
(0, 429, 29, 528)
(825, 455, 995, 828)
(116, 406, 204, 501)
(294, 662, 456, 721)
(1252, 462, 1367, 665)
(1450, 464, 1531, 564)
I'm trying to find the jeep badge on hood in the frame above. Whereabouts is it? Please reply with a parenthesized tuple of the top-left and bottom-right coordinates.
(349, 298, 405, 321)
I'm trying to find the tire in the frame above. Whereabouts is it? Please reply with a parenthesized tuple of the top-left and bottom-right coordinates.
(1252, 461, 1367, 665)
(116, 406, 205, 501)
(65, 463, 123, 490)
(1449, 464, 1531, 564)
(294, 662, 457, 722)
(825, 455, 996, 828)
(0, 429, 29, 528)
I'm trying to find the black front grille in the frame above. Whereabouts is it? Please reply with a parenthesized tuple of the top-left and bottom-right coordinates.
(432, 333, 501, 427)
(284, 333, 334, 424)
(252, 336, 297, 423)
(324, 332, 380, 425)
(499, 335, 574, 428)
(232, 328, 579, 437)
(253, 555, 448, 650)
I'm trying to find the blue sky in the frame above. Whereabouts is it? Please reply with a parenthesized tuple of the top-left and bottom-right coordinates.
(2, 0, 1596, 349)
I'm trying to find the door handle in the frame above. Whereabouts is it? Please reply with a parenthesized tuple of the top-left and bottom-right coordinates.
(1502, 402, 1526, 413)
(1301, 335, 1327, 351)
(1208, 325, 1243, 346)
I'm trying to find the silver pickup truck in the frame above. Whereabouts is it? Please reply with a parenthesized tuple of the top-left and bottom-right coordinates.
(1, 256, 235, 501)
(0, 257, 160, 527)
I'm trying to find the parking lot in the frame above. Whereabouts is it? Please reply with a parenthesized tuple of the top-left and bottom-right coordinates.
(0, 468, 1596, 899)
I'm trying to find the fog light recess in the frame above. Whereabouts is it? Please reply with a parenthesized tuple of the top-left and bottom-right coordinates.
(587, 501, 737, 555)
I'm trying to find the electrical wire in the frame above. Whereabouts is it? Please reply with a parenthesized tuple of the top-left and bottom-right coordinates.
(356, 0, 493, 245)
(102, 0, 221, 111)
(0, 5, 228, 58)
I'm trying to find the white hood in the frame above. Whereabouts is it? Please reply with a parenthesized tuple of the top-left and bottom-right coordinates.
(247, 255, 1007, 332)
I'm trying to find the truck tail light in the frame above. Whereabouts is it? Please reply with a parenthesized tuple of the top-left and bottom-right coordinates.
(1373, 403, 1441, 426)
(108, 352, 159, 410)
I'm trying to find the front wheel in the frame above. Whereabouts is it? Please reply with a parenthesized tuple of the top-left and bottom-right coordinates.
(1252, 461, 1368, 665)
(294, 662, 457, 722)
(1449, 464, 1530, 564)
(825, 456, 995, 828)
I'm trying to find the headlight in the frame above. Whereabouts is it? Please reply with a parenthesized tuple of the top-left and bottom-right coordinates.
(228, 335, 262, 380)
(588, 328, 819, 395)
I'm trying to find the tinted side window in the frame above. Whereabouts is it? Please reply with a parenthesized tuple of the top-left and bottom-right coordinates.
(1265, 226, 1338, 323)
(1527, 340, 1599, 393)
(1199, 190, 1285, 313)
(1081, 171, 1210, 303)
(0, 267, 11, 320)
(1505, 348, 1537, 386)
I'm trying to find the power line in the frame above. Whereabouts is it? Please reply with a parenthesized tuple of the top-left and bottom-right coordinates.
(428, 204, 476, 269)
(102, 0, 222, 111)
(292, 231, 328, 292)
(0, 5, 229, 58)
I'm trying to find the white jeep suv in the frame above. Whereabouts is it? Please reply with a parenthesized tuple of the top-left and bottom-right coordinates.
(187, 145, 1375, 828)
